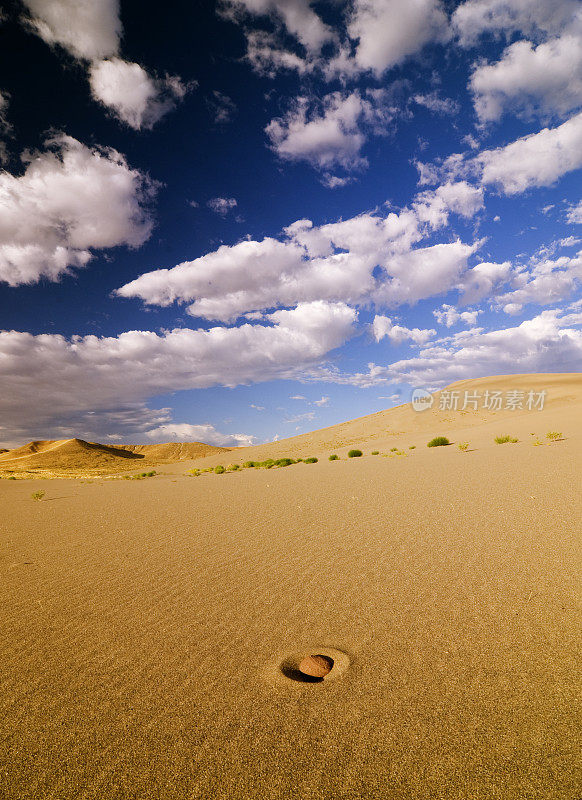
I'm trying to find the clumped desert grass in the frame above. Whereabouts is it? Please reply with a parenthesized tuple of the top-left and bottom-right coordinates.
(494, 435, 518, 444)
(427, 437, 450, 448)
(348, 449, 362, 458)
(31, 490, 45, 501)
(328, 454, 339, 461)
(188, 468, 201, 476)
(227, 464, 241, 471)
(123, 471, 156, 480)
(532, 439, 544, 446)
(371, 450, 379, 455)
(275, 458, 294, 467)
(409, 445, 416, 450)
(458, 442, 469, 452)
(390, 447, 398, 452)
(214, 465, 225, 474)
(242, 461, 257, 469)
(304, 457, 318, 464)
(546, 431, 562, 441)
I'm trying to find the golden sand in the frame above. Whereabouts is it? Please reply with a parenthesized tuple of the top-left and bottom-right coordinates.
(0, 373, 580, 798)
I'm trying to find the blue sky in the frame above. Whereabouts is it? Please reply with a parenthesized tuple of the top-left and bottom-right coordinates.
(0, 0, 581, 448)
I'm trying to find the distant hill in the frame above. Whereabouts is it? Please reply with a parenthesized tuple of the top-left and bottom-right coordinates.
(118, 442, 232, 462)
(0, 438, 231, 472)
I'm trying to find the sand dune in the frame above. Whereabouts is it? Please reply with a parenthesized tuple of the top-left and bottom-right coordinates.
(0, 438, 231, 474)
(184, 371, 582, 467)
(119, 441, 232, 462)
(0, 373, 580, 799)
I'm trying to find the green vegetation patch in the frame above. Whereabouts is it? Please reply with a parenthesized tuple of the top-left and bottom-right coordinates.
(427, 437, 450, 448)
(494, 435, 518, 444)
(347, 449, 363, 458)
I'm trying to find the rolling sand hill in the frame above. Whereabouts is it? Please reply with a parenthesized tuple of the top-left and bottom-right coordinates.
(119, 441, 233, 462)
(0, 373, 580, 799)
(0, 438, 232, 475)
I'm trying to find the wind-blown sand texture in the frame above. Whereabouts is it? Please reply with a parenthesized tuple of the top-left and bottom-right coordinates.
(0, 374, 580, 799)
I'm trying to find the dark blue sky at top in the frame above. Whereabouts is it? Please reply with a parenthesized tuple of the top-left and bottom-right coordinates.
(0, 0, 580, 446)
(0, 0, 526, 336)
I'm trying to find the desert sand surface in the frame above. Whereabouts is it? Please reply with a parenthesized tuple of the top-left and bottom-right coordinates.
(0, 373, 581, 799)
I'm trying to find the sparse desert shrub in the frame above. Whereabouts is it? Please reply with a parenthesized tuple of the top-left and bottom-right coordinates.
(242, 461, 256, 469)
(390, 447, 398, 452)
(227, 464, 241, 471)
(328, 454, 339, 461)
(458, 442, 469, 452)
(275, 458, 294, 467)
(31, 490, 45, 501)
(188, 469, 200, 476)
(304, 457, 318, 464)
(546, 431, 562, 441)
(494, 435, 518, 444)
(295, 458, 303, 462)
(427, 437, 450, 448)
(214, 465, 225, 474)
(532, 439, 543, 446)
(125, 470, 157, 480)
(8, 476, 16, 480)
(348, 449, 362, 458)
(371, 450, 379, 455)
(409, 445, 416, 449)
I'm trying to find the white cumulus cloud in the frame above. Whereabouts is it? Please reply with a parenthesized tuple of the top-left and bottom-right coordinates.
(207, 197, 238, 215)
(142, 423, 255, 447)
(567, 201, 582, 224)
(22, 0, 189, 129)
(0, 300, 356, 444)
(89, 59, 191, 130)
(453, 0, 579, 46)
(0, 135, 156, 286)
(373, 315, 435, 345)
(383, 309, 582, 386)
(265, 92, 371, 171)
(222, 0, 334, 54)
(21, 0, 121, 60)
(470, 32, 582, 122)
(433, 304, 481, 327)
(347, 0, 450, 75)
(117, 187, 483, 321)
(477, 112, 582, 194)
